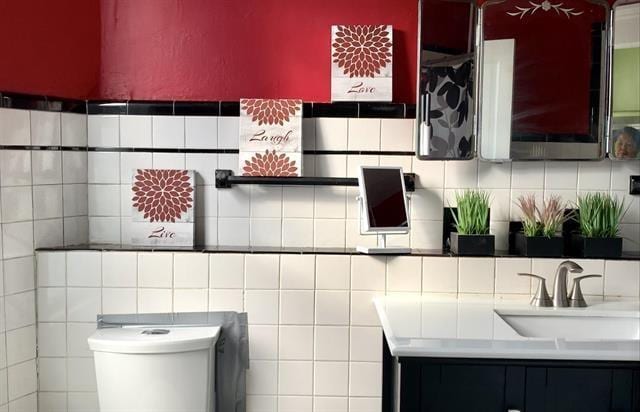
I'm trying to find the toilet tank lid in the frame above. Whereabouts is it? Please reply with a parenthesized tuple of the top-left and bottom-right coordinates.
(88, 326, 221, 354)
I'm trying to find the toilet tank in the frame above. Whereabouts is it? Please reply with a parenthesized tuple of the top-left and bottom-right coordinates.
(88, 326, 220, 412)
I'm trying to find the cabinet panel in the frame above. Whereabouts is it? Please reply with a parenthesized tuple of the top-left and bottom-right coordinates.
(545, 368, 612, 412)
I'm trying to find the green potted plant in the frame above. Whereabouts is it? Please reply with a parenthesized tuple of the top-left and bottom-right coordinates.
(450, 190, 494, 255)
(571, 193, 626, 258)
(514, 194, 565, 257)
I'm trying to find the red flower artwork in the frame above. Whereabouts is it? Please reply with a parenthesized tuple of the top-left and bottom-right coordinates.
(242, 150, 298, 176)
(132, 169, 193, 222)
(241, 99, 302, 126)
(332, 25, 392, 78)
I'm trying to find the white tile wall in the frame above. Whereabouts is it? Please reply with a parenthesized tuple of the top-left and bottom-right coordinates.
(0, 107, 89, 410)
(82, 114, 640, 252)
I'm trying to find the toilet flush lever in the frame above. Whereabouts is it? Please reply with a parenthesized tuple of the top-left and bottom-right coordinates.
(141, 329, 170, 335)
(518, 273, 552, 307)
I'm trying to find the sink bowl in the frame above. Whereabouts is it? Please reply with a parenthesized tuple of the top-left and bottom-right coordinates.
(495, 310, 640, 340)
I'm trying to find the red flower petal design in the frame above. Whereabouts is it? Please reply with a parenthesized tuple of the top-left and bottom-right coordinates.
(242, 150, 298, 177)
(241, 99, 302, 126)
(132, 169, 193, 223)
(332, 25, 392, 78)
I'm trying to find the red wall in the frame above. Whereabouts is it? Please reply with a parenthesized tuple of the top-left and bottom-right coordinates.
(0, 0, 100, 99)
(99, 0, 418, 103)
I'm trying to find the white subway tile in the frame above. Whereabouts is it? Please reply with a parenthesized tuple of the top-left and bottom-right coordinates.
(282, 187, 314, 218)
(186, 116, 218, 149)
(315, 290, 349, 325)
(152, 116, 185, 148)
(37, 322, 66, 357)
(246, 360, 277, 395)
(0, 150, 31, 186)
(314, 219, 346, 248)
(348, 118, 381, 151)
(138, 252, 173, 288)
(380, 118, 414, 151)
(173, 289, 208, 312)
(280, 290, 314, 325)
(138, 288, 172, 313)
(350, 326, 382, 362)
(250, 218, 282, 247)
(67, 251, 101, 287)
(494, 258, 531, 294)
(37, 252, 66, 287)
(218, 217, 250, 246)
(314, 396, 348, 412)
(349, 362, 381, 397)
(34, 218, 63, 249)
(67, 357, 96, 391)
(63, 185, 88, 217)
(217, 117, 239, 149)
(316, 118, 348, 150)
(279, 325, 313, 360)
(604, 260, 640, 298)
(544, 162, 578, 190)
(152, 152, 185, 169)
(611, 160, 640, 191)
(282, 219, 314, 247)
(67, 392, 99, 412)
(38, 357, 67, 391)
(102, 251, 137, 287)
(577, 160, 611, 190)
(314, 326, 349, 361)
(88, 115, 119, 147)
(315, 155, 347, 178)
(511, 162, 544, 189)
(102, 288, 137, 314)
(1, 222, 34, 259)
(245, 254, 279, 289)
(247, 395, 276, 412)
(248, 325, 278, 360)
(349, 397, 381, 412)
(173, 253, 208, 288)
(278, 361, 312, 395)
(7, 359, 37, 400)
(120, 115, 152, 147)
(66, 323, 96, 357)
(61, 112, 88, 147)
(33, 184, 63, 219)
(444, 159, 478, 189)
(218, 186, 250, 217)
(3, 256, 34, 295)
(459, 258, 495, 294)
(350, 255, 386, 291)
(8, 392, 37, 411)
(62, 151, 88, 184)
(302, 118, 316, 150)
(279, 396, 312, 412)
(350, 291, 380, 326)
(314, 187, 346, 219)
(209, 289, 244, 312)
(5, 290, 35, 329)
(244, 290, 279, 325)
(88, 152, 120, 184)
(346, 155, 378, 178)
(316, 255, 350, 290)
(478, 161, 511, 189)
(210, 253, 244, 288)
(37, 288, 66, 322)
(31, 110, 61, 146)
(88, 217, 120, 244)
(250, 186, 282, 218)
(1, 186, 33, 223)
(120, 152, 152, 184)
(412, 159, 444, 189)
(6, 325, 36, 365)
(67, 287, 100, 322)
(411, 188, 444, 220)
(410, 220, 444, 249)
(38, 392, 68, 412)
(280, 254, 315, 289)
(314, 361, 349, 396)
(387, 256, 422, 292)
(0, 109, 30, 145)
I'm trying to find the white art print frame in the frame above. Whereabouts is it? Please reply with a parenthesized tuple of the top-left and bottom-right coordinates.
(130, 168, 195, 246)
(331, 24, 393, 102)
(239, 98, 303, 176)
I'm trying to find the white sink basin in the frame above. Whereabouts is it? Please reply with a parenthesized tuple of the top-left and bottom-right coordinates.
(495, 310, 640, 340)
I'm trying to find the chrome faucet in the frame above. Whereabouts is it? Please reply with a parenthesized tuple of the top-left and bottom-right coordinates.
(552, 260, 583, 307)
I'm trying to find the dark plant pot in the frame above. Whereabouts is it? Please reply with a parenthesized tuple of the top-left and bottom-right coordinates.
(570, 234, 623, 258)
(514, 232, 564, 257)
(450, 232, 495, 256)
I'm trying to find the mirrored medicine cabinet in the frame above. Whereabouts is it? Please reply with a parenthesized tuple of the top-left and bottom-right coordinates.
(415, 0, 639, 162)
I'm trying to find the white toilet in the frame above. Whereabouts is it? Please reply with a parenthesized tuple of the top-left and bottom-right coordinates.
(88, 326, 220, 412)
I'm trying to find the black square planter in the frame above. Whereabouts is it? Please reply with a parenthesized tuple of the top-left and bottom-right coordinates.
(514, 232, 564, 257)
(450, 232, 495, 256)
(570, 234, 623, 258)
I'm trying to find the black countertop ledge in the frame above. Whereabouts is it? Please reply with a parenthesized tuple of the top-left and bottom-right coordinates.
(35, 244, 640, 260)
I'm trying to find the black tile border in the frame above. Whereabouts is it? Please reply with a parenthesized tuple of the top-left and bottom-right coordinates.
(0, 91, 417, 119)
(35, 244, 640, 260)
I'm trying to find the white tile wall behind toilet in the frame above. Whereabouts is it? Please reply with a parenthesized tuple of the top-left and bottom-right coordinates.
(0, 108, 89, 411)
(85, 114, 640, 252)
(34, 250, 640, 412)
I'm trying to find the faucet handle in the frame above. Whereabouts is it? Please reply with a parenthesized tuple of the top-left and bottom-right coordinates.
(518, 273, 553, 307)
(568, 274, 602, 307)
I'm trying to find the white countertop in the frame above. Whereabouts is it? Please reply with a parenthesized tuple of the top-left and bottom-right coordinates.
(374, 295, 640, 361)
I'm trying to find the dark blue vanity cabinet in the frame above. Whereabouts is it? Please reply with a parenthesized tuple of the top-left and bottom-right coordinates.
(382, 337, 640, 412)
